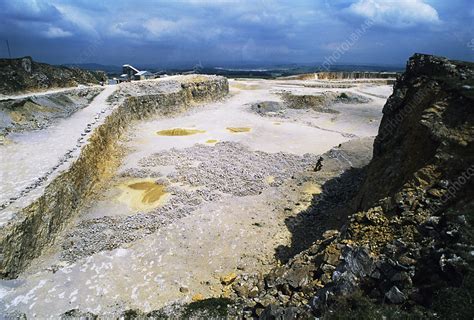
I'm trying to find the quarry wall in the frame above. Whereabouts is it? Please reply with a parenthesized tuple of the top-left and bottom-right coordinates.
(0, 77, 229, 278)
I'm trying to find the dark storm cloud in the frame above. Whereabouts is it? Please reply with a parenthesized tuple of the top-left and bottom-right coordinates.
(0, 1, 61, 22)
(0, 0, 472, 66)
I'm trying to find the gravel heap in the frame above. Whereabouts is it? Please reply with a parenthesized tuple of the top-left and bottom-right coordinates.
(140, 142, 318, 196)
(249, 101, 287, 117)
(279, 91, 371, 113)
(249, 91, 372, 119)
(61, 141, 319, 262)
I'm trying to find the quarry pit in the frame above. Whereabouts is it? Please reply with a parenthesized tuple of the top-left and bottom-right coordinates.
(0, 74, 393, 318)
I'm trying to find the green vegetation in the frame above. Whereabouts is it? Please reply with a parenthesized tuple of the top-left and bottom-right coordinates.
(322, 291, 429, 320)
(338, 92, 349, 99)
(431, 201, 474, 320)
(182, 298, 234, 318)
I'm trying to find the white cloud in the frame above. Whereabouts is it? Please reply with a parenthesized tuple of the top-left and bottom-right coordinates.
(3, 0, 60, 21)
(54, 4, 100, 37)
(142, 17, 226, 41)
(108, 23, 140, 39)
(144, 18, 183, 38)
(347, 0, 441, 28)
(43, 26, 72, 38)
(239, 11, 288, 26)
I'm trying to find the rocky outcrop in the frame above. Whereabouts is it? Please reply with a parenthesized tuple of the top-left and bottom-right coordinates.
(250, 92, 371, 117)
(356, 54, 474, 209)
(231, 54, 473, 318)
(333, 53, 473, 316)
(0, 76, 228, 279)
(0, 56, 107, 95)
(281, 91, 371, 111)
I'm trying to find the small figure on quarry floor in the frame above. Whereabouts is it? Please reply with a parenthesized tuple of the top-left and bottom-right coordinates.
(314, 156, 323, 172)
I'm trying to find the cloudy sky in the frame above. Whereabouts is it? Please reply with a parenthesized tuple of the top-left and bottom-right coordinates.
(0, 0, 473, 67)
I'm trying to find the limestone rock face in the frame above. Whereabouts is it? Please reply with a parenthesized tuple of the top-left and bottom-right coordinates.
(0, 56, 107, 95)
(356, 53, 474, 210)
(313, 54, 473, 315)
(314, 71, 398, 80)
(293, 71, 399, 81)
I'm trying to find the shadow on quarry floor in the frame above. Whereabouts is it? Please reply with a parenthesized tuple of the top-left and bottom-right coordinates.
(275, 166, 367, 263)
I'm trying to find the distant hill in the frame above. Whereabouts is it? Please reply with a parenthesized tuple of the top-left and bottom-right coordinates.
(0, 57, 107, 95)
(62, 63, 122, 75)
(60, 62, 404, 79)
(197, 64, 404, 79)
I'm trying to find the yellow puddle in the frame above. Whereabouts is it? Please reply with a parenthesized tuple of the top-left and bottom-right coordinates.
(157, 128, 206, 136)
(231, 83, 261, 90)
(226, 127, 251, 133)
(273, 122, 282, 125)
(206, 139, 218, 144)
(117, 179, 168, 211)
(302, 182, 322, 195)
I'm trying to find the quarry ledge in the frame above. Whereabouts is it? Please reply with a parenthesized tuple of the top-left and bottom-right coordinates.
(0, 75, 229, 279)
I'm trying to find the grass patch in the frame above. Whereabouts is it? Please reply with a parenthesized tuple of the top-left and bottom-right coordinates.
(322, 291, 429, 320)
(182, 298, 233, 319)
